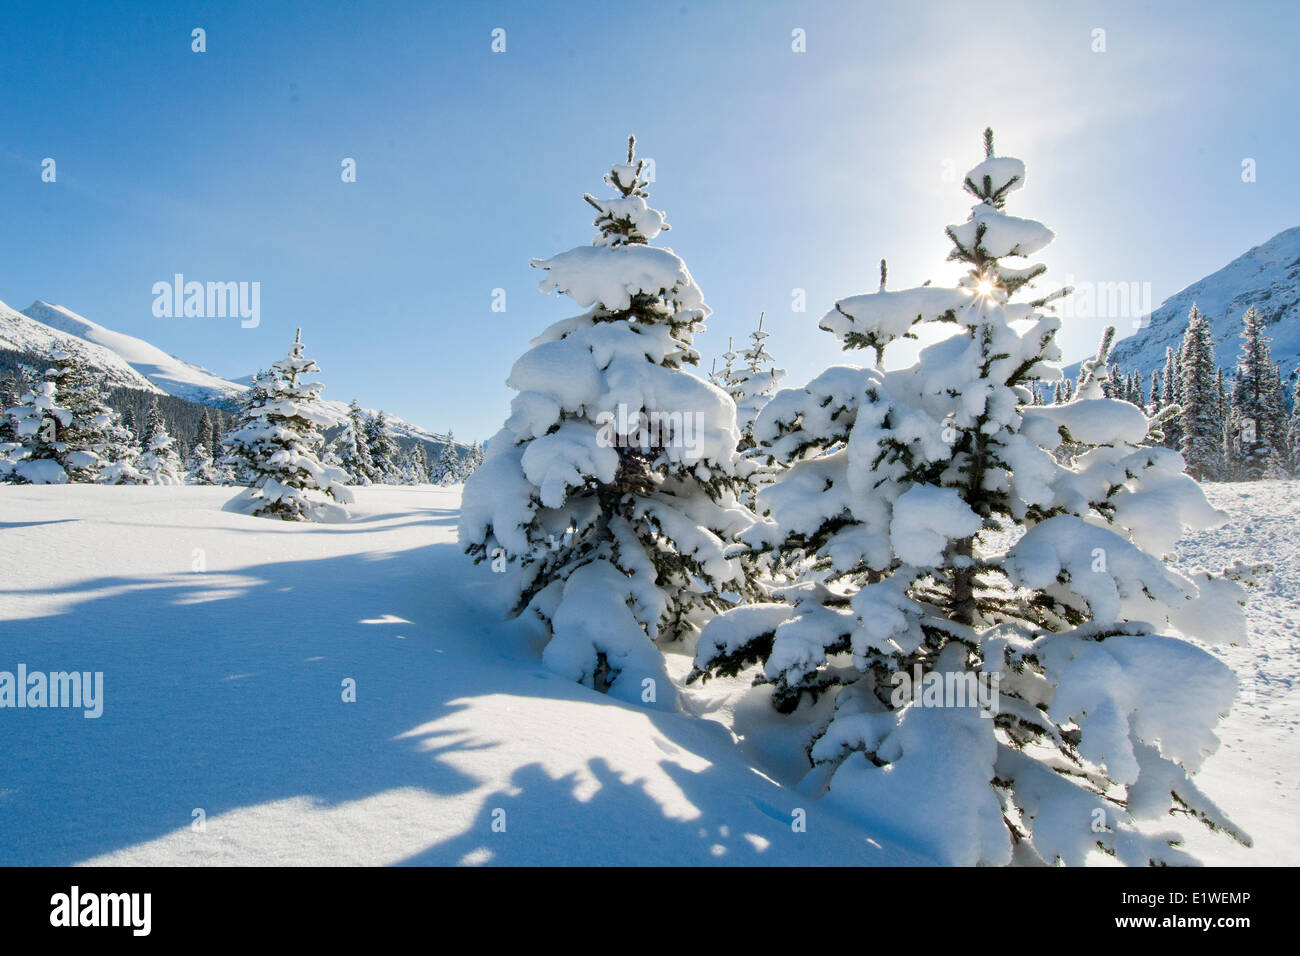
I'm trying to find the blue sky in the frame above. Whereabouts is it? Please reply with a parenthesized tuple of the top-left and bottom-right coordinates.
(3, 0, 1298, 439)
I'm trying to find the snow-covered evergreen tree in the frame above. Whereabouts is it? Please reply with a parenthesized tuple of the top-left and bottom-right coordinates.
(459, 135, 755, 706)
(1216, 367, 1235, 480)
(185, 442, 220, 484)
(1, 350, 139, 483)
(691, 130, 1253, 865)
(0, 368, 28, 436)
(393, 444, 424, 485)
(730, 313, 786, 450)
(364, 410, 400, 484)
(198, 409, 217, 460)
(222, 329, 353, 521)
(1178, 304, 1222, 481)
(138, 400, 183, 485)
(433, 432, 461, 485)
(1288, 376, 1300, 476)
(44, 350, 111, 482)
(1, 370, 73, 485)
(1160, 345, 1184, 451)
(1230, 306, 1287, 480)
(334, 398, 376, 484)
(710, 338, 738, 391)
(218, 371, 272, 485)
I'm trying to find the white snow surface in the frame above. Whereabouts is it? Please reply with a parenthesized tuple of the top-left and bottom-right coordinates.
(0, 485, 920, 866)
(0, 482, 1293, 866)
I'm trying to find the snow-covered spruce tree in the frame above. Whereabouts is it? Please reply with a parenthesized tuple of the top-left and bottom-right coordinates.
(3, 349, 138, 483)
(407, 443, 429, 484)
(331, 422, 370, 485)
(320, 434, 344, 470)
(731, 314, 788, 511)
(43, 349, 120, 482)
(459, 135, 755, 706)
(222, 329, 353, 521)
(1178, 304, 1223, 481)
(217, 371, 272, 485)
(1288, 376, 1300, 475)
(691, 129, 1253, 865)
(1266, 363, 1289, 474)
(198, 409, 215, 459)
(97, 414, 145, 485)
(730, 313, 786, 450)
(1, 371, 73, 485)
(467, 439, 485, 474)
(336, 398, 376, 484)
(433, 431, 461, 485)
(709, 338, 737, 390)
(1160, 345, 1184, 451)
(0, 368, 28, 435)
(185, 442, 220, 484)
(1230, 306, 1287, 480)
(364, 410, 400, 483)
(138, 400, 183, 485)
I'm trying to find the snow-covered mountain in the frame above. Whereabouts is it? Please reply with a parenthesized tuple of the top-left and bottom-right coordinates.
(21, 300, 247, 405)
(3, 297, 463, 447)
(0, 298, 163, 395)
(1101, 226, 1300, 382)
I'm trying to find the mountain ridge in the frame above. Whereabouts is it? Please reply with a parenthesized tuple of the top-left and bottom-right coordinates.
(3, 297, 466, 447)
(1066, 225, 1300, 386)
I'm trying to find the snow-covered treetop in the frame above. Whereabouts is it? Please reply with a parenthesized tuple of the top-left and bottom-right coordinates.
(582, 136, 668, 248)
(963, 151, 1026, 201)
(241, 329, 335, 431)
(819, 129, 1062, 363)
(530, 136, 709, 362)
(271, 328, 325, 394)
(946, 128, 1053, 294)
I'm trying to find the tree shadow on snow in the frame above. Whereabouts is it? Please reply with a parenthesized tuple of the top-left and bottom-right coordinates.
(0, 519, 920, 866)
(0, 535, 488, 864)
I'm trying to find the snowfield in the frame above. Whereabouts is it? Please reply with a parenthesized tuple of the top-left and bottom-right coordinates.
(0, 485, 923, 866)
(0, 483, 1293, 866)
(1171, 481, 1300, 866)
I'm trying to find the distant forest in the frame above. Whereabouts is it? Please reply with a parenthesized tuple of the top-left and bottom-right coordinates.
(0, 346, 461, 463)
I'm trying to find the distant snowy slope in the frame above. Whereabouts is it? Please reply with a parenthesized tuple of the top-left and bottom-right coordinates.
(1086, 226, 1300, 381)
(10, 298, 468, 447)
(21, 300, 246, 405)
(0, 297, 162, 394)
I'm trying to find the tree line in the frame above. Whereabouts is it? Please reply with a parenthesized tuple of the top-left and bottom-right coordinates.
(1036, 304, 1295, 481)
(0, 345, 480, 488)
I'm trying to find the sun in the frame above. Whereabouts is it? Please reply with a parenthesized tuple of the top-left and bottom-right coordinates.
(976, 278, 995, 297)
